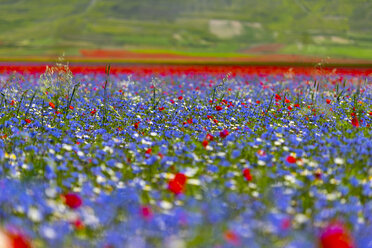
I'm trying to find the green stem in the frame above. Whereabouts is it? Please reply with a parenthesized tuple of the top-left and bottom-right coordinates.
(0, 93, 4, 109)
(16, 90, 28, 116)
(25, 91, 36, 118)
(103, 64, 111, 125)
(64, 83, 79, 121)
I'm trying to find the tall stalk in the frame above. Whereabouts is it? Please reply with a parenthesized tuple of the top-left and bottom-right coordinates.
(103, 64, 111, 125)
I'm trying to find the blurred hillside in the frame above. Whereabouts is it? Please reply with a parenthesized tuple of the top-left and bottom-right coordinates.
(0, 0, 372, 59)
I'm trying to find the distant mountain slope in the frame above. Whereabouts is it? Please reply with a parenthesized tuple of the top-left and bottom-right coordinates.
(0, 0, 371, 59)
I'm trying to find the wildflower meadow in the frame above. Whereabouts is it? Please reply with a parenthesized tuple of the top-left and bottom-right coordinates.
(0, 62, 371, 247)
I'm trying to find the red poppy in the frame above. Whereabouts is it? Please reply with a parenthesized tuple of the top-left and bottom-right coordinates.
(280, 218, 291, 230)
(285, 98, 291, 103)
(69, 105, 74, 110)
(145, 148, 152, 155)
(187, 118, 193, 124)
(320, 222, 354, 248)
(257, 150, 266, 156)
(90, 109, 97, 116)
(168, 173, 187, 194)
(294, 104, 300, 108)
(8, 231, 32, 248)
(315, 170, 322, 180)
(157, 152, 164, 159)
(62, 193, 82, 209)
(287, 106, 292, 111)
(326, 99, 331, 104)
(49, 102, 55, 109)
(351, 117, 359, 127)
(140, 206, 153, 220)
(215, 106, 223, 111)
(220, 129, 229, 138)
(243, 168, 252, 181)
(224, 230, 240, 246)
(24, 119, 31, 124)
(168, 179, 184, 194)
(275, 94, 281, 101)
(205, 133, 214, 141)
(286, 155, 296, 164)
(73, 218, 84, 230)
(174, 173, 187, 185)
(134, 122, 139, 130)
(202, 140, 209, 148)
(256, 100, 260, 104)
(10, 100, 15, 106)
(159, 107, 164, 111)
(178, 96, 183, 100)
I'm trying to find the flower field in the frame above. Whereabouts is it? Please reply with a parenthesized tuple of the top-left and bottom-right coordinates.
(0, 63, 371, 247)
